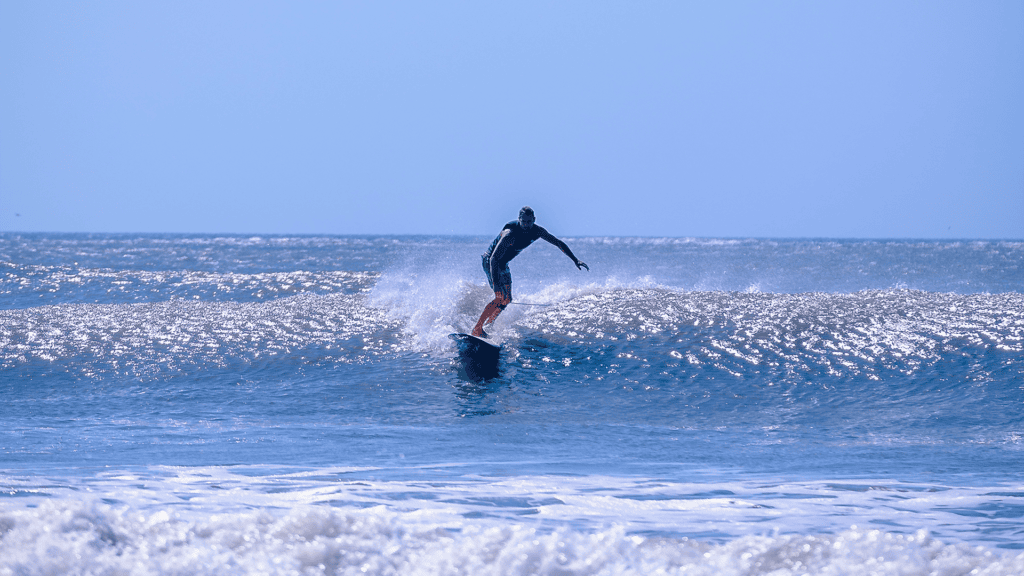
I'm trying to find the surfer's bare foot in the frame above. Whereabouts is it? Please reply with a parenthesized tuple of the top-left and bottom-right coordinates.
(473, 328, 488, 339)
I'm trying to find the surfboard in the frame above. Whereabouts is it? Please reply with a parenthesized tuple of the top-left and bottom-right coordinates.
(449, 333, 501, 353)
(449, 333, 501, 380)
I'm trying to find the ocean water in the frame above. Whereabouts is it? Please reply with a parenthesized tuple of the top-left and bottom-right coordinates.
(1, 233, 1023, 575)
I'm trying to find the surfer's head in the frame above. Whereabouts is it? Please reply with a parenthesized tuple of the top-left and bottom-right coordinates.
(518, 206, 535, 229)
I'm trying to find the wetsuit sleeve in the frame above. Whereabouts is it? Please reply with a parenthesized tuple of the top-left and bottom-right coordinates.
(537, 226, 581, 265)
(484, 222, 515, 259)
(490, 229, 515, 262)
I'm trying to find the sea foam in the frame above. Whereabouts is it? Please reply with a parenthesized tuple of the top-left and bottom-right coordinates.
(2, 500, 1022, 576)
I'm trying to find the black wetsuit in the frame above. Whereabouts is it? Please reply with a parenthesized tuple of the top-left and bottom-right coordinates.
(481, 221, 545, 299)
(486, 221, 545, 265)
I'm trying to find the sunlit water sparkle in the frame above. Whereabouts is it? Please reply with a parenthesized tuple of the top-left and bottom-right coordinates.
(1, 233, 1022, 574)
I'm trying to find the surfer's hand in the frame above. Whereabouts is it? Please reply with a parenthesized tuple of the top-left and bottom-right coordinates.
(576, 260, 589, 271)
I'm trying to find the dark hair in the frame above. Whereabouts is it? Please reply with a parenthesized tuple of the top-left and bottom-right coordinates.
(519, 206, 535, 219)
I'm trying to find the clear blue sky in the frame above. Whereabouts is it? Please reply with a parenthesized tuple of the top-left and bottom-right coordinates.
(2, 1, 1022, 238)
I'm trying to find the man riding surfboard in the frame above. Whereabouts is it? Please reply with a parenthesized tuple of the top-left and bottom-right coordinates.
(472, 206, 589, 338)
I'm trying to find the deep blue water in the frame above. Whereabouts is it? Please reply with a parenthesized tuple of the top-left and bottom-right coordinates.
(1, 234, 1023, 574)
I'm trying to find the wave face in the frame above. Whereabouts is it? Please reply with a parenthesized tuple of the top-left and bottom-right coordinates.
(2, 233, 1023, 572)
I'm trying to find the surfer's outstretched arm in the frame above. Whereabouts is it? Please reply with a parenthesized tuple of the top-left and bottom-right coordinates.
(538, 227, 589, 271)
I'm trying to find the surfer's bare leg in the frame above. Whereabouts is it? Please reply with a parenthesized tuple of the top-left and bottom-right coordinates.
(473, 261, 512, 337)
(472, 292, 510, 337)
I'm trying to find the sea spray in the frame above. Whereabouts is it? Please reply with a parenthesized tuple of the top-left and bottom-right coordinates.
(3, 234, 1023, 575)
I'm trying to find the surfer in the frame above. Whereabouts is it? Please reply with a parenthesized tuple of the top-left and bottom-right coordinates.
(472, 206, 588, 337)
